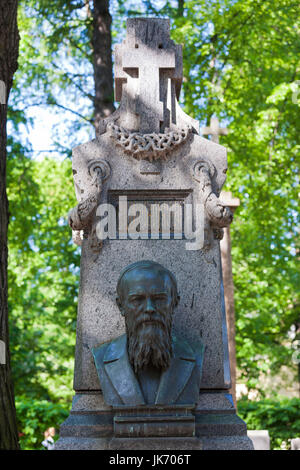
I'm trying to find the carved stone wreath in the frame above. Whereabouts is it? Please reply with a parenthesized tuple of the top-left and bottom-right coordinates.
(107, 122, 192, 161)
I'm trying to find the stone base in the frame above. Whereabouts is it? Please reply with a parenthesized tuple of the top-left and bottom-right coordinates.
(55, 392, 254, 450)
(113, 405, 196, 438)
(55, 436, 253, 451)
(55, 437, 202, 450)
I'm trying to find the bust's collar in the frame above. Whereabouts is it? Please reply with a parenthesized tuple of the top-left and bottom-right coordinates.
(103, 334, 127, 364)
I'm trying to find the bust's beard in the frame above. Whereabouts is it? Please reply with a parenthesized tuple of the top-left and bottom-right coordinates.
(126, 317, 172, 373)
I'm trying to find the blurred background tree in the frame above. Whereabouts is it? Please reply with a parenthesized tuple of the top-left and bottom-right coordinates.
(0, 0, 20, 450)
(6, 0, 299, 449)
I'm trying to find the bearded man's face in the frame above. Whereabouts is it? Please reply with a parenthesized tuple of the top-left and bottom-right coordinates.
(117, 267, 175, 373)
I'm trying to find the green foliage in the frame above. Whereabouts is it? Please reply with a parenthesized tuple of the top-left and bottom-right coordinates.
(14, 0, 95, 156)
(238, 397, 300, 449)
(7, 152, 79, 402)
(16, 396, 69, 450)
(6, 0, 92, 436)
(169, 0, 300, 392)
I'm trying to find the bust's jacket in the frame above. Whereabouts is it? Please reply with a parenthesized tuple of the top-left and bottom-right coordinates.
(92, 334, 204, 406)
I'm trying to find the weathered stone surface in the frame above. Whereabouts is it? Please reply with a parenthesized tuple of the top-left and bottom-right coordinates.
(110, 18, 198, 135)
(109, 437, 202, 450)
(200, 436, 254, 451)
(196, 392, 235, 414)
(196, 414, 248, 437)
(72, 131, 231, 392)
(74, 238, 229, 391)
(113, 405, 196, 438)
(55, 437, 110, 450)
(56, 392, 254, 450)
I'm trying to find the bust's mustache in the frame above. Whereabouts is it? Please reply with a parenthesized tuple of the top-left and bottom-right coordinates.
(135, 312, 167, 330)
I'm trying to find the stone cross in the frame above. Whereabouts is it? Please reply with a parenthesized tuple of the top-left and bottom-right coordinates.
(122, 49, 174, 133)
(201, 116, 228, 144)
(114, 18, 182, 134)
(220, 191, 240, 406)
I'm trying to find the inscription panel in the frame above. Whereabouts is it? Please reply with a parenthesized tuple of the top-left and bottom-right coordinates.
(106, 189, 193, 239)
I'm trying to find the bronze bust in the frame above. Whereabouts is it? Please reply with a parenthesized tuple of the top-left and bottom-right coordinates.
(92, 260, 204, 406)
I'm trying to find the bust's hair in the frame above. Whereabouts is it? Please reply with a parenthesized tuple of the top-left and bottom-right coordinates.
(116, 260, 178, 302)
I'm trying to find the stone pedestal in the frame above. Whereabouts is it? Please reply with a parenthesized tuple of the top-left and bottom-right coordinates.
(56, 392, 253, 450)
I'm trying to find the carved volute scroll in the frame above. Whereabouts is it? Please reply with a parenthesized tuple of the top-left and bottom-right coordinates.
(192, 160, 233, 236)
(192, 160, 233, 240)
(68, 159, 111, 252)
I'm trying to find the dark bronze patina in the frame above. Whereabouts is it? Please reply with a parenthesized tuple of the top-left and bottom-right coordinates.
(92, 261, 204, 407)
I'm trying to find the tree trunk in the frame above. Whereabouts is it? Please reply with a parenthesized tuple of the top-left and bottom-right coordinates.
(0, 0, 20, 450)
(92, 0, 115, 131)
(178, 0, 184, 17)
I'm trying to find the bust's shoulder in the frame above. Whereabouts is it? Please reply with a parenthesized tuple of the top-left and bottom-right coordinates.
(92, 334, 126, 364)
(189, 338, 205, 372)
(189, 338, 205, 356)
(172, 334, 204, 354)
(172, 334, 204, 371)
